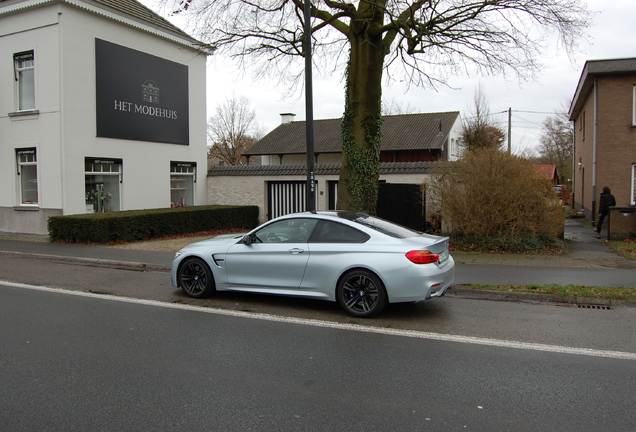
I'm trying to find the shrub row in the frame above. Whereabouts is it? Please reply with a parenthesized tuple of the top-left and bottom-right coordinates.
(449, 231, 566, 255)
(48, 205, 259, 243)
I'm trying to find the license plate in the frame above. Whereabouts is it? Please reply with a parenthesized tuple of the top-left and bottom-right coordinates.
(438, 248, 449, 263)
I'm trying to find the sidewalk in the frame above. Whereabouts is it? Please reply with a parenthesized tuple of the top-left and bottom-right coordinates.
(453, 218, 636, 269)
(1, 218, 635, 271)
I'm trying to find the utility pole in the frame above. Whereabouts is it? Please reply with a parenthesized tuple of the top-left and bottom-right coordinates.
(507, 107, 512, 153)
(304, 0, 316, 212)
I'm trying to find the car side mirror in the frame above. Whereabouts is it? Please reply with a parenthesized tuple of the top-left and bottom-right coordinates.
(242, 234, 255, 245)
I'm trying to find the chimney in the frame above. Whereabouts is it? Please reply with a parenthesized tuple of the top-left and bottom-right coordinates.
(280, 113, 296, 124)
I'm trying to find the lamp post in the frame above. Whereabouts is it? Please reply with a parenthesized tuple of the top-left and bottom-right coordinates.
(304, 0, 316, 212)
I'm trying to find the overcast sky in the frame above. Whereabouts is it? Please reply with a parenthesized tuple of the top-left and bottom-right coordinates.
(146, 0, 635, 156)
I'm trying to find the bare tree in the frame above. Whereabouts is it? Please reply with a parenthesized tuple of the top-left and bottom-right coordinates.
(461, 86, 506, 152)
(207, 95, 262, 166)
(172, 0, 590, 212)
(537, 106, 574, 183)
(382, 98, 417, 115)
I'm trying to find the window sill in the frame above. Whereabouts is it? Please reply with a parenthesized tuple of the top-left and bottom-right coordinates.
(8, 110, 39, 119)
(14, 205, 39, 212)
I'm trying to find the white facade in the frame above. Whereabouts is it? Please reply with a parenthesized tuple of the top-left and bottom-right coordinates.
(0, 0, 208, 234)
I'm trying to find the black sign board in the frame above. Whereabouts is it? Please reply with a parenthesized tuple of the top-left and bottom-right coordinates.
(170, 161, 197, 168)
(85, 157, 123, 165)
(95, 39, 189, 145)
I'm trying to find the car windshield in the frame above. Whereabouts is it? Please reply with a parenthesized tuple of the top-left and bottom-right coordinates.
(349, 214, 422, 239)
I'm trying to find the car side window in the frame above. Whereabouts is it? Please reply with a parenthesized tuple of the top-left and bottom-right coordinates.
(254, 218, 318, 243)
(309, 221, 370, 243)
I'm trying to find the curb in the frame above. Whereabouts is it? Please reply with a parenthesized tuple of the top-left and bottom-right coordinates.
(0, 251, 171, 273)
(447, 287, 636, 308)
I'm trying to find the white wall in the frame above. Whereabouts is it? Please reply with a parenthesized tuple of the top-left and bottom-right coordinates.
(0, 2, 208, 234)
(59, 6, 208, 215)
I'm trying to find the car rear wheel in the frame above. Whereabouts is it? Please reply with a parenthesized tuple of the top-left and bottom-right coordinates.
(337, 270, 387, 318)
(178, 257, 215, 298)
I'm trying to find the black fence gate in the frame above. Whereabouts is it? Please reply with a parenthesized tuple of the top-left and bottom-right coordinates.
(268, 181, 425, 231)
(377, 183, 426, 231)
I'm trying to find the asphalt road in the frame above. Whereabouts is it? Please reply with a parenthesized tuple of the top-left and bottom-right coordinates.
(2, 280, 635, 431)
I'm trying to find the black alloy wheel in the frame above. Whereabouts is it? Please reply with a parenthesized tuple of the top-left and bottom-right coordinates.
(178, 257, 215, 298)
(337, 270, 388, 318)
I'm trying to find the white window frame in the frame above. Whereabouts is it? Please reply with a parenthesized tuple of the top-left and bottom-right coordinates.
(16, 148, 38, 206)
(633, 85, 636, 127)
(85, 158, 122, 213)
(632, 164, 636, 206)
(14, 51, 35, 111)
(170, 162, 196, 207)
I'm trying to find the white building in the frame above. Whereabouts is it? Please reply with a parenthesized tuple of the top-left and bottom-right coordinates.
(0, 0, 210, 234)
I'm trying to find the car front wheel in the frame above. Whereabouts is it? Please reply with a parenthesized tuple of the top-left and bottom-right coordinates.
(178, 257, 215, 298)
(337, 270, 387, 318)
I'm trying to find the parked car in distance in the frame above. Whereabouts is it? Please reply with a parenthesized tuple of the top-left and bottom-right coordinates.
(171, 211, 455, 317)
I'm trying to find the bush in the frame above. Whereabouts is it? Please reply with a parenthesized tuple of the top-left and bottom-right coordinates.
(428, 148, 564, 238)
(48, 205, 259, 243)
(449, 232, 565, 254)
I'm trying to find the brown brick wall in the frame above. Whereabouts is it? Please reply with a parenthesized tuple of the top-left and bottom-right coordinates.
(573, 74, 636, 216)
(597, 76, 636, 207)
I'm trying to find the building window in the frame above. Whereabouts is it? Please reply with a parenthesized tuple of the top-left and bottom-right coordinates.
(14, 51, 35, 111)
(632, 164, 636, 206)
(633, 86, 636, 127)
(581, 110, 586, 140)
(85, 158, 122, 213)
(170, 162, 196, 207)
(17, 148, 38, 205)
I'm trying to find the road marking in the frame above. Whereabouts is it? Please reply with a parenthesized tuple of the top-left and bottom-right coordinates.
(4, 280, 636, 361)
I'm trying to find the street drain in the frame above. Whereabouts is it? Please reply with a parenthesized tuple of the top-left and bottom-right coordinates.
(577, 304, 612, 310)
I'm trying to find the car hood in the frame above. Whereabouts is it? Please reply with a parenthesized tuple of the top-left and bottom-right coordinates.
(179, 233, 246, 251)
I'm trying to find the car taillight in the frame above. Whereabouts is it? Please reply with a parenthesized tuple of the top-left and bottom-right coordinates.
(405, 250, 439, 264)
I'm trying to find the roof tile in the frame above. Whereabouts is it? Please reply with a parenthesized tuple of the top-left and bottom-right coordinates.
(244, 112, 460, 156)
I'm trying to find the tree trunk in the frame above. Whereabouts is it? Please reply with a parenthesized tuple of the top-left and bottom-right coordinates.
(336, 2, 385, 213)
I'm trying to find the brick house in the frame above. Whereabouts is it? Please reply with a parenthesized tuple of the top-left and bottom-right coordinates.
(568, 58, 636, 220)
(207, 112, 462, 224)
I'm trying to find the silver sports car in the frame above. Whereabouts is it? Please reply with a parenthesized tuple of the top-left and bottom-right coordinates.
(171, 211, 454, 317)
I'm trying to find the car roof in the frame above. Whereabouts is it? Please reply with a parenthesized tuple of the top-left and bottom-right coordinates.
(280, 211, 370, 221)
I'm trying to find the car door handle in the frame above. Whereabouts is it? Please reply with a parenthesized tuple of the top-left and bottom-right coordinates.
(288, 248, 304, 254)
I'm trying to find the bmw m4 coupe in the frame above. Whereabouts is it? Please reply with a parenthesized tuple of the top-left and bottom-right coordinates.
(171, 211, 454, 317)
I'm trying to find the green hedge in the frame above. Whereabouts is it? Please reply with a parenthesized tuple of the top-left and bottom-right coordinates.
(48, 205, 259, 243)
(448, 231, 565, 254)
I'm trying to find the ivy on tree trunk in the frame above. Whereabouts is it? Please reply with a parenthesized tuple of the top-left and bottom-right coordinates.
(337, 1, 385, 213)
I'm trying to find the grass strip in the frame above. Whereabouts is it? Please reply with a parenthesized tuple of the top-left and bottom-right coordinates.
(609, 240, 636, 260)
(456, 284, 636, 301)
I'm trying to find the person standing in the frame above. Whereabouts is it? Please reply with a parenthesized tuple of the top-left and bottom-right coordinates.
(594, 186, 616, 236)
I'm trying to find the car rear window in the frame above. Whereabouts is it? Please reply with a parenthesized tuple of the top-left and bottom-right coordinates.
(351, 215, 422, 239)
(310, 221, 370, 243)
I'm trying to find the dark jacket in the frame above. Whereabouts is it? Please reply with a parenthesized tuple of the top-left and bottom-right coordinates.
(598, 187, 616, 216)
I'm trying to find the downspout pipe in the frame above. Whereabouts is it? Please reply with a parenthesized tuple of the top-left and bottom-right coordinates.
(592, 77, 598, 222)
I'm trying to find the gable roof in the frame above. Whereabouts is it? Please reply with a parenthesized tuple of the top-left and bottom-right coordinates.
(92, 0, 193, 39)
(244, 111, 460, 156)
(0, 0, 211, 52)
(533, 165, 559, 183)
